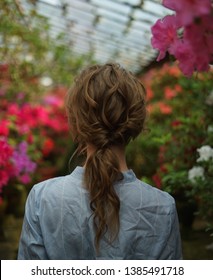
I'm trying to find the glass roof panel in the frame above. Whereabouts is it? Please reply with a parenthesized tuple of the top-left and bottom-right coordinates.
(20, 0, 170, 73)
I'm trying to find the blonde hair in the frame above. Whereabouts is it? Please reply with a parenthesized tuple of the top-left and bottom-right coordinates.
(66, 63, 147, 252)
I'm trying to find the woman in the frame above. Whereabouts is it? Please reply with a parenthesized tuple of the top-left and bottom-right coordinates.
(18, 63, 182, 259)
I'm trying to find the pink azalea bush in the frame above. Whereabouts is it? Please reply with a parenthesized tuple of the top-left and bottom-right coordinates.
(0, 138, 14, 192)
(151, 0, 213, 77)
(0, 72, 69, 201)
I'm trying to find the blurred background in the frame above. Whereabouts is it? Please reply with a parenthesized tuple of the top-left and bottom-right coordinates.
(0, 0, 213, 259)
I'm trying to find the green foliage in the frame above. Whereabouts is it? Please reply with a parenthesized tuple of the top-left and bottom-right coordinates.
(0, 0, 94, 99)
(127, 62, 213, 227)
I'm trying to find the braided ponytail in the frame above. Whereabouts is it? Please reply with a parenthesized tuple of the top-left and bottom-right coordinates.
(66, 63, 147, 252)
(85, 147, 122, 251)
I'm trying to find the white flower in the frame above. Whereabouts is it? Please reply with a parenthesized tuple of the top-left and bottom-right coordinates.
(188, 166, 205, 183)
(10, 36, 20, 44)
(205, 90, 213, 106)
(24, 54, 33, 62)
(207, 125, 213, 134)
(197, 145, 213, 162)
(40, 76, 53, 87)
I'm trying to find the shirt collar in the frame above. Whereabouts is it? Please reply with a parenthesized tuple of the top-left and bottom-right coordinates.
(70, 166, 137, 184)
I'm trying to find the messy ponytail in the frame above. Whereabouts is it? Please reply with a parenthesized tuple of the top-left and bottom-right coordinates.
(85, 148, 122, 251)
(66, 63, 147, 252)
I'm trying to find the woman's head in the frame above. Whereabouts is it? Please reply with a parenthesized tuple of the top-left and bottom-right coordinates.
(66, 63, 147, 252)
(66, 63, 147, 149)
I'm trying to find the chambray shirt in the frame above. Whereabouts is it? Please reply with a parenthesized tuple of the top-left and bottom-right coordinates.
(18, 167, 182, 259)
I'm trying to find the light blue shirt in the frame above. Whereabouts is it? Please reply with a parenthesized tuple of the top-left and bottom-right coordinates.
(18, 167, 182, 259)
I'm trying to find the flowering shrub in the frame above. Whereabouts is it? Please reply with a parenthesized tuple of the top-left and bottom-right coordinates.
(151, 0, 213, 76)
(132, 62, 213, 227)
(0, 138, 15, 191)
(0, 0, 93, 214)
(0, 82, 70, 200)
(187, 145, 213, 223)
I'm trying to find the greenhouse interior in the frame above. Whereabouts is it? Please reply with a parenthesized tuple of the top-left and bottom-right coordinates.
(0, 0, 213, 260)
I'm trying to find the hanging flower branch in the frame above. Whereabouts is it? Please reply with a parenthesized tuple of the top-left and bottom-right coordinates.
(151, 0, 213, 77)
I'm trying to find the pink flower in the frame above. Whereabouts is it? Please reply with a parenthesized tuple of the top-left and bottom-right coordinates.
(0, 138, 13, 165)
(7, 103, 19, 115)
(184, 14, 213, 71)
(163, 0, 212, 26)
(0, 138, 15, 190)
(19, 174, 31, 184)
(43, 95, 63, 107)
(12, 141, 37, 175)
(168, 13, 213, 76)
(151, 15, 178, 61)
(169, 39, 196, 77)
(0, 120, 9, 136)
(11, 141, 37, 184)
(203, 14, 213, 52)
(0, 170, 10, 191)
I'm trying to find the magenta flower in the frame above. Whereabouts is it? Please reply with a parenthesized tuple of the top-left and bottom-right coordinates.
(0, 138, 13, 165)
(169, 39, 196, 77)
(0, 138, 15, 191)
(182, 14, 213, 73)
(43, 95, 63, 107)
(151, 0, 213, 76)
(19, 174, 31, 184)
(0, 120, 9, 137)
(0, 170, 10, 192)
(203, 15, 213, 53)
(151, 15, 178, 61)
(12, 141, 37, 183)
(163, 0, 212, 26)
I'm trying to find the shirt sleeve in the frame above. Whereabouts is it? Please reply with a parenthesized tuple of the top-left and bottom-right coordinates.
(160, 200, 183, 260)
(17, 187, 49, 260)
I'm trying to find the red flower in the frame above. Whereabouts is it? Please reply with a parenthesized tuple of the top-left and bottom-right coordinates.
(160, 164, 168, 173)
(0, 138, 13, 165)
(158, 146, 166, 164)
(174, 84, 182, 93)
(42, 138, 55, 157)
(152, 173, 162, 188)
(0, 170, 10, 192)
(146, 87, 154, 101)
(172, 120, 182, 127)
(158, 102, 172, 114)
(164, 86, 177, 99)
(0, 120, 9, 136)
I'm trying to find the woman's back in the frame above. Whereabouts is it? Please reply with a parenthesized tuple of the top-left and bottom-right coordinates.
(18, 167, 182, 259)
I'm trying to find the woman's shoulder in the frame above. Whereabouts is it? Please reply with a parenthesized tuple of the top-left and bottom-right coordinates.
(138, 179, 174, 203)
(117, 173, 175, 212)
(28, 172, 78, 200)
